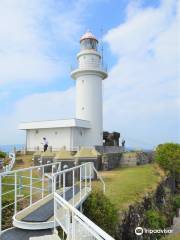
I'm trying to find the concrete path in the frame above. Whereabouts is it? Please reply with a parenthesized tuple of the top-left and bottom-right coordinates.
(172, 209, 180, 234)
(0, 228, 53, 240)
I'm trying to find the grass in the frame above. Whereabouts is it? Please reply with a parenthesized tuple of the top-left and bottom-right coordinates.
(161, 233, 180, 240)
(14, 154, 33, 169)
(2, 154, 47, 202)
(95, 164, 165, 211)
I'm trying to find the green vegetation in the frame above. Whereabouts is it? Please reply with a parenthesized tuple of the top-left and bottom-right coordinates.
(95, 164, 165, 211)
(161, 233, 180, 240)
(155, 143, 180, 175)
(83, 191, 118, 237)
(155, 143, 180, 192)
(0, 150, 6, 158)
(145, 209, 167, 229)
(2, 154, 44, 202)
(173, 195, 180, 212)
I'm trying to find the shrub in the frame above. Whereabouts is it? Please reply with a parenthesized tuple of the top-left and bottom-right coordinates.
(145, 209, 167, 229)
(155, 143, 180, 175)
(0, 151, 6, 158)
(173, 195, 180, 210)
(83, 190, 118, 237)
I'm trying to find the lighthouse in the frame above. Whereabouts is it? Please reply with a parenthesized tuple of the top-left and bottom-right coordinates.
(19, 31, 108, 150)
(71, 31, 108, 146)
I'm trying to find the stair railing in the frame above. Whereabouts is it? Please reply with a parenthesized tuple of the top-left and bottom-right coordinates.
(54, 192, 114, 240)
(0, 161, 61, 234)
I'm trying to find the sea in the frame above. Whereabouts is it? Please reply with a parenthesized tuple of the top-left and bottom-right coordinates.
(0, 144, 25, 153)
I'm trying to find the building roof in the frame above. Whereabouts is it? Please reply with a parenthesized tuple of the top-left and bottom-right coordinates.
(75, 148, 101, 158)
(55, 149, 74, 160)
(18, 118, 91, 130)
(80, 31, 98, 43)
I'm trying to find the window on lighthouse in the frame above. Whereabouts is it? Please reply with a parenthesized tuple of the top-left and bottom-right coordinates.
(81, 39, 97, 51)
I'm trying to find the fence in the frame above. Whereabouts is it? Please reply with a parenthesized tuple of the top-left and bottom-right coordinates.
(54, 193, 114, 240)
(0, 162, 61, 233)
(53, 162, 111, 240)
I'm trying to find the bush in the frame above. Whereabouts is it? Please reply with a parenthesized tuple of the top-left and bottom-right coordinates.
(145, 209, 167, 229)
(0, 151, 6, 158)
(155, 143, 180, 175)
(173, 195, 180, 210)
(83, 191, 118, 237)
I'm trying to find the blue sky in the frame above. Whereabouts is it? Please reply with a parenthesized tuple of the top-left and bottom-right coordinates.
(0, 0, 179, 149)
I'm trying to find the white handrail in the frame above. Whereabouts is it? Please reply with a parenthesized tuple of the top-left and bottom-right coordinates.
(0, 161, 61, 235)
(54, 192, 114, 240)
(93, 165, 106, 193)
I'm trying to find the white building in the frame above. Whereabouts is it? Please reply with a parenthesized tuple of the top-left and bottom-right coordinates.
(19, 31, 108, 151)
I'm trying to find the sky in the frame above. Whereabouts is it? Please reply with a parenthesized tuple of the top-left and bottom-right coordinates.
(0, 0, 179, 149)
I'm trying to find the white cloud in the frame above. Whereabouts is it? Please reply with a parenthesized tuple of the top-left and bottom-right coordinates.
(0, 0, 179, 149)
(0, 0, 89, 85)
(103, 0, 179, 148)
(0, 88, 75, 144)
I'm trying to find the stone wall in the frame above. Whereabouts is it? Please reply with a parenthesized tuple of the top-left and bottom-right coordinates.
(95, 145, 123, 154)
(120, 151, 152, 167)
(115, 177, 174, 240)
(102, 153, 121, 170)
(95, 146, 122, 170)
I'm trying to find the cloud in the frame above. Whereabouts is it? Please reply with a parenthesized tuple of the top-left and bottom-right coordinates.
(0, 0, 178, 149)
(103, 0, 179, 148)
(0, 88, 75, 144)
(0, 0, 107, 144)
(0, 0, 89, 85)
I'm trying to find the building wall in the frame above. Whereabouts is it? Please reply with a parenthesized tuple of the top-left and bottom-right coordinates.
(26, 127, 72, 151)
(26, 127, 94, 151)
(72, 127, 92, 147)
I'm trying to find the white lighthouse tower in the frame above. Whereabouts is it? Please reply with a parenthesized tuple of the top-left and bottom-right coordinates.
(71, 31, 108, 146)
(19, 31, 108, 151)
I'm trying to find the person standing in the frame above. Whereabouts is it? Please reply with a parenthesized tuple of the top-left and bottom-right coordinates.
(122, 138, 125, 151)
(42, 137, 48, 152)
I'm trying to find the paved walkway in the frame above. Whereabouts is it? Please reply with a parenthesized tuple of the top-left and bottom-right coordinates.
(0, 228, 53, 240)
(172, 209, 180, 234)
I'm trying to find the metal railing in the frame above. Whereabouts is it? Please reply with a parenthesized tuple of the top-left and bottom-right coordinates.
(0, 162, 61, 233)
(0, 161, 110, 239)
(53, 162, 105, 204)
(53, 163, 93, 206)
(54, 192, 114, 240)
(53, 162, 111, 240)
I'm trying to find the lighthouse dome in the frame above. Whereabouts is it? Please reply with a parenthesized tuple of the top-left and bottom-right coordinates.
(80, 31, 98, 43)
(80, 31, 98, 51)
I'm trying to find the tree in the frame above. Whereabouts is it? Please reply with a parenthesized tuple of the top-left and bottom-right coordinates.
(155, 143, 180, 192)
(0, 151, 6, 158)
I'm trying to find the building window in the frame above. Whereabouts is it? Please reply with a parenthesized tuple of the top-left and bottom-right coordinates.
(82, 107, 84, 110)
(55, 131, 58, 135)
(35, 130, 39, 134)
(80, 130, 83, 136)
(82, 80, 84, 83)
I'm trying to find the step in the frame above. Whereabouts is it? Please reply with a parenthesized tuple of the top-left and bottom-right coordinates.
(13, 186, 90, 230)
(30, 233, 60, 240)
(0, 228, 53, 240)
